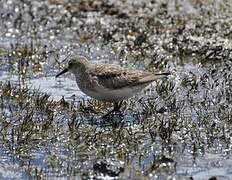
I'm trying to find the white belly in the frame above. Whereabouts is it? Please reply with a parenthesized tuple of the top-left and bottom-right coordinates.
(80, 84, 150, 102)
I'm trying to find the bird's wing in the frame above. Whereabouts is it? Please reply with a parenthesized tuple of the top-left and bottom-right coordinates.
(87, 64, 157, 89)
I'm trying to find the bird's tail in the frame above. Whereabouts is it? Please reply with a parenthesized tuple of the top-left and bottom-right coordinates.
(153, 72, 171, 78)
(139, 72, 171, 84)
(154, 72, 171, 76)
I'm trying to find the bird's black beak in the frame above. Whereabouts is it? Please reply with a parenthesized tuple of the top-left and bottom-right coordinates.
(56, 68, 69, 78)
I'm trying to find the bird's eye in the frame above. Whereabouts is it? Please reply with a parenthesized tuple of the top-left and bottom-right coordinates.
(69, 62, 74, 67)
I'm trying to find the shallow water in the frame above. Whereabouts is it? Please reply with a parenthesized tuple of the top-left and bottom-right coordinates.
(0, 0, 232, 179)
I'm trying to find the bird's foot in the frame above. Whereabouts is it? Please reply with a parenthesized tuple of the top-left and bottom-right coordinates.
(101, 109, 114, 119)
(101, 108, 124, 121)
(101, 101, 124, 124)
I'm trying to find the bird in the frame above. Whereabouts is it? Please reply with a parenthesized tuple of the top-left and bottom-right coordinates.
(56, 55, 170, 117)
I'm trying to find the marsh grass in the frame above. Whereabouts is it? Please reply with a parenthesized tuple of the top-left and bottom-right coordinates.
(0, 0, 232, 179)
(0, 69, 231, 178)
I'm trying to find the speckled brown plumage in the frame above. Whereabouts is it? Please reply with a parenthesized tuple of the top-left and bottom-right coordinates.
(87, 64, 162, 89)
(56, 56, 170, 102)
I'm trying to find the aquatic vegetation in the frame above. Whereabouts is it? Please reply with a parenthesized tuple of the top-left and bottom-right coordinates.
(0, 0, 232, 179)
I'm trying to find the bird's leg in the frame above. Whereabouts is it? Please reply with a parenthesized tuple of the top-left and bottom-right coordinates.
(101, 109, 114, 119)
(113, 101, 123, 112)
(113, 101, 124, 120)
(101, 101, 123, 119)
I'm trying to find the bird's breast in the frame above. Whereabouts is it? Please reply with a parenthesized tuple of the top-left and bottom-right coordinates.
(79, 83, 150, 102)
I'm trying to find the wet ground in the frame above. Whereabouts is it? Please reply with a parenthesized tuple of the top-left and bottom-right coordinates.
(0, 0, 232, 179)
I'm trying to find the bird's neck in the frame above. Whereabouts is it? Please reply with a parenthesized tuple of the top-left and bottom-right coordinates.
(74, 64, 90, 80)
(72, 62, 93, 83)
(75, 70, 93, 91)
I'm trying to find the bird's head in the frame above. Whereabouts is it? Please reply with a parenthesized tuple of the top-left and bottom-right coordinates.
(56, 56, 90, 78)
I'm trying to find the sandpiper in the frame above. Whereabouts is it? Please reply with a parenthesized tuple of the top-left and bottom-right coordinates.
(56, 56, 170, 115)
